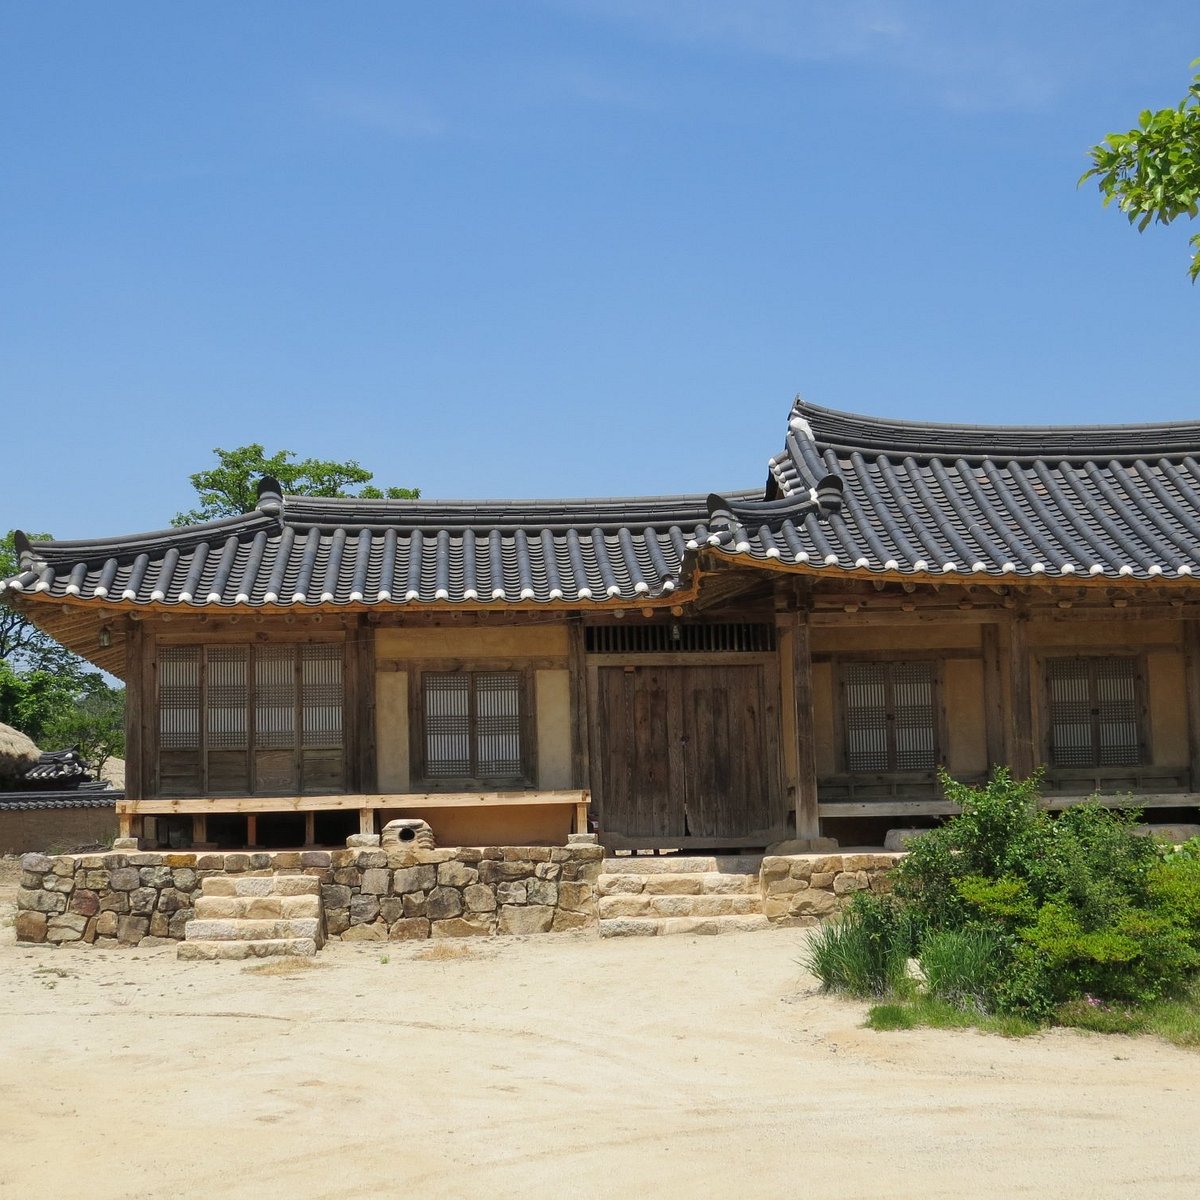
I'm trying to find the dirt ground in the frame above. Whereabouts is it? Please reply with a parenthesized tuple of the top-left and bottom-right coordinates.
(1, 858, 1197, 1200)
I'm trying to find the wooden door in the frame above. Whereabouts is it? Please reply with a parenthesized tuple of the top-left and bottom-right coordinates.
(592, 663, 779, 845)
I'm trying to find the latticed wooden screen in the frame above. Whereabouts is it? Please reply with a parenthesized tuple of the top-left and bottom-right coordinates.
(842, 661, 937, 772)
(1046, 656, 1141, 768)
(157, 642, 345, 796)
(422, 670, 524, 781)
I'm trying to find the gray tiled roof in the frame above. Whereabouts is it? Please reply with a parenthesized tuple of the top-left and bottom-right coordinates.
(4, 399, 1200, 609)
(0, 788, 120, 812)
(759, 402, 1200, 581)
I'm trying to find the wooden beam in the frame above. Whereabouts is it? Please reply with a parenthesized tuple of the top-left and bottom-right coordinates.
(819, 792, 1200, 818)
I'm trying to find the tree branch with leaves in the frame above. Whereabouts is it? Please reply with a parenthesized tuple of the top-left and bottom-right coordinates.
(173, 444, 419, 525)
(1082, 61, 1200, 281)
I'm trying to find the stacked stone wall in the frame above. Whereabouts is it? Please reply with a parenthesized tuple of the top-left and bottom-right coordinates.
(15, 843, 603, 947)
(759, 853, 903, 925)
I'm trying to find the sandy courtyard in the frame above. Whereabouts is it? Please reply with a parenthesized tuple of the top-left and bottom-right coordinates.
(1, 862, 1197, 1200)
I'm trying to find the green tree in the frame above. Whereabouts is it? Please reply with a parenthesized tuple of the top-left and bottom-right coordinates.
(1082, 61, 1200, 281)
(174, 444, 420, 525)
(1, 530, 89, 676)
(43, 674, 125, 779)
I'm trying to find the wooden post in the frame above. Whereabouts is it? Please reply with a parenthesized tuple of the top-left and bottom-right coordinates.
(118, 811, 134, 840)
(124, 622, 145, 802)
(575, 799, 589, 835)
(568, 620, 590, 790)
(777, 598, 819, 840)
(352, 618, 377, 794)
(981, 623, 1005, 775)
(1183, 620, 1200, 791)
(191, 813, 207, 846)
(245, 814, 258, 847)
(359, 807, 375, 836)
(304, 811, 317, 847)
(1007, 610, 1035, 778)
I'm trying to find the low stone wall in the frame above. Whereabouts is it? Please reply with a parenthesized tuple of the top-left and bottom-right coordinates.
(760, 852, 903, 925)
(15, 843, 604, 947)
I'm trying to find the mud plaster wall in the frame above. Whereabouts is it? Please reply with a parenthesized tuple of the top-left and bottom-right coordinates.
(0, 806, 117, 856)
(373, 625, 573, 845)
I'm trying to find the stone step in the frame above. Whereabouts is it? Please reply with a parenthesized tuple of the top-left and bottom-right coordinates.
(194, 895, 322, 920)
(598, 893, 762, 919)
(600, 855, 762, 875)
(200, 875, 322, 899)
(597, 871, 759, 897)
(186, 917, 324, 945)
(178, 937, 318, 961)
(599, 914, 772, 938)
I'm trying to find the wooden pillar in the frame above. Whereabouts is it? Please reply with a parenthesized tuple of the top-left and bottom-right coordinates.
(348, 617, 377, 794)
(359, 807, 375, 836)
(777, 599, 819, 839)
(1183, 620, 1200, 791)
(567, 620, 590, 790)
(981, 623, 1005, 776)
(124, 622, 145, 802)
(304, 811, 317, 847)
(191, 813, 207, 846)
(245, 814, 258, 847)
(118, 811, 134, 840)
(1007, 610, 1035, 778)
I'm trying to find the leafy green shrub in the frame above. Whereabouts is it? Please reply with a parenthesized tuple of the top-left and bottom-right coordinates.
(918, 929, 1003, 1013)
(803, 892, 911, 997)
(890, 769, 1200, 1019)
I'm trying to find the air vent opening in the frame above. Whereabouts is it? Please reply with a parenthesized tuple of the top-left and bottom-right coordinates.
(584, 622, 775, 654)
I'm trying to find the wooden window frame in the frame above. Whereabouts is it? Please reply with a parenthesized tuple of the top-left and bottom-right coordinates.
(155, 639, 347, 797)
(409, 665, 536, 791)
(1040, 652, 1149, 772)
(831, 655, 947, 779)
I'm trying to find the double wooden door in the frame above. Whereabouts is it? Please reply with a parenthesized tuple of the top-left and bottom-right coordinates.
(591, 663, 781, 846)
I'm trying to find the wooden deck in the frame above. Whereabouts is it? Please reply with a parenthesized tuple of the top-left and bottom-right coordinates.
(117, 789, 591, 842)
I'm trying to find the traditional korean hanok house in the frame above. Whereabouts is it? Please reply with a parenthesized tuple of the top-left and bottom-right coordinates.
(4, 400, 1200, 854)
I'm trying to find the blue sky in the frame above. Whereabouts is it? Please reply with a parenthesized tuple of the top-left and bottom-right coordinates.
(2, 1, 1198, 539)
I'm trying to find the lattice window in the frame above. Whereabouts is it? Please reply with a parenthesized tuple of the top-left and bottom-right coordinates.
(841, 661, 937, 773)
(1046, 656, 1141, 768)
(157, 642, 345, 795)
(159, 646, 201, 750)
(421, 670, 525, 782)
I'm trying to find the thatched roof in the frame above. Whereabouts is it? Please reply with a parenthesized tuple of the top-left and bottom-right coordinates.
(0, 722, 41, 782)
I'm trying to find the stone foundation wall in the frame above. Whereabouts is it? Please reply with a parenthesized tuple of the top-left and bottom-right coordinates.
(15, 843, 604, 947)
(760, 853, 903, 925)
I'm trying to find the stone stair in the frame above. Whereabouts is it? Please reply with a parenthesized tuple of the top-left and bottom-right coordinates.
(597, 854, 770, 937)
(178, 874, 325, 961)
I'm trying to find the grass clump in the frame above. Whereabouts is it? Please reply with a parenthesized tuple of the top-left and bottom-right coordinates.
(803, 892, 912, 998)
(812, 768, 1200, 1046)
